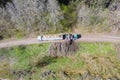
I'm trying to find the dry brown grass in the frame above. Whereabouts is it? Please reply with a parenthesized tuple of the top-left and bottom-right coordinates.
(62, 54, 120, 79)
(0, 59, 12, 78)
(114, 43, 120, 59)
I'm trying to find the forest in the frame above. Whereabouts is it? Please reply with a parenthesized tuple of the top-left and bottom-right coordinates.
(0, 0, 120, 39)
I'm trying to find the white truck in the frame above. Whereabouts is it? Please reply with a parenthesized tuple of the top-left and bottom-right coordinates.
(37, 34, 81, 41)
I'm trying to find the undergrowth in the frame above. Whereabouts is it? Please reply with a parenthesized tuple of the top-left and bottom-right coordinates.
(0, 42, 119, 80)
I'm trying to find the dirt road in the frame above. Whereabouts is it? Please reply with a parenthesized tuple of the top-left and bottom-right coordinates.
(0, 35, 120, 49)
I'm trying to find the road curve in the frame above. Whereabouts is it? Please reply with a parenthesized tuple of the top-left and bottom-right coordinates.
(0, 35, 120, 49)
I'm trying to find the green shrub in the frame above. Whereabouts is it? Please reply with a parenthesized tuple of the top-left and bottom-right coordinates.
(60, 1, 78, 30)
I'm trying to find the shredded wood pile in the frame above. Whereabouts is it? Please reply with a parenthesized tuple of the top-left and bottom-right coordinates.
(48, 41, 79, 57)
